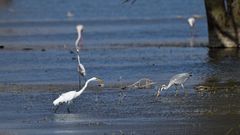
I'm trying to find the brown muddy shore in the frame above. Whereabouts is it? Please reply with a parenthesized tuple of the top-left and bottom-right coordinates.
(0, 45, 240, 135)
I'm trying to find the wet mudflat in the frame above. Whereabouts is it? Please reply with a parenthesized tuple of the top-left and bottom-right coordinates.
(0, 87, 239, 135)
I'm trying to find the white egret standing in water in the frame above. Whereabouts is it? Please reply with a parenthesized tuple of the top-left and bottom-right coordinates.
(188, 17, 196, 37)
(75, 25, 84, 53)
(75, 24, 86, 88)
(77, 54, 86, 88)
(157, 73, 192, 97)
(77, 55, 86, 76)
(53, 77, 104, 113)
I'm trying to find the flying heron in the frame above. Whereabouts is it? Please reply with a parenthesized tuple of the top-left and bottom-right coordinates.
(156, 73, 192, 97)
(53, 77, 104, 113)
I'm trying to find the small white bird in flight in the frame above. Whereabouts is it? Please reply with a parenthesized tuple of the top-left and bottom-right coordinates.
(188, 17, 196, 37)
(53, 77, 104, 113)
(188, 17, 195, 28)
(157, 73, 192, 97)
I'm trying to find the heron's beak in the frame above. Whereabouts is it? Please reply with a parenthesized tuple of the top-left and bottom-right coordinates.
(96, 78, 104, 87)
(156, 86, 164, 97)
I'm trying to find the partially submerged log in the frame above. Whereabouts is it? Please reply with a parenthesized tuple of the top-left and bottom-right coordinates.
(122, 78, 156, 89)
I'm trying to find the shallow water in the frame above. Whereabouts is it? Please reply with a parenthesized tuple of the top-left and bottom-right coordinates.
(0, 0, 207, 47)
(0, 47, 211, 86)
(1, 47, 240, 135)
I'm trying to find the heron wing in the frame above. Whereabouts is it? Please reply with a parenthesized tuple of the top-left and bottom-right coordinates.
(170, 73, 190, 84)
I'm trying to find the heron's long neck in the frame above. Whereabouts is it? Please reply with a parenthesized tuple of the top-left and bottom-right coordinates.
(76, 79, 92, 97)
(163, 83, 171, 90)
(167, 83, 172, 89)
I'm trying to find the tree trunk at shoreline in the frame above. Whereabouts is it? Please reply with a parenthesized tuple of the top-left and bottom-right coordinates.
(204, 0, 240, 47)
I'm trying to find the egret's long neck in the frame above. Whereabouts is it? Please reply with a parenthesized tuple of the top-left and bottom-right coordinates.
(75, 30, 82, 50)
(77, 55, 81, 64)
(76, 79, 93, 97)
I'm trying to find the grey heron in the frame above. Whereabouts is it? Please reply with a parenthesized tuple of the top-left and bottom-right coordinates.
(157, 73, 192, 97)
(53, 77, 104, 113)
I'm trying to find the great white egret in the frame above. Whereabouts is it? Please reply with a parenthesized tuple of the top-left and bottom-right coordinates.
(188, 17, 196, 37)
(75, 24, 86, 89)
(53, 77, 104, 113)
(156, 73, 192, 97)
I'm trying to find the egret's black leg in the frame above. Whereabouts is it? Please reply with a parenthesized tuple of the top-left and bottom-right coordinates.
(83, 76, 87, 85)
(54, 105, 60, 113)
(79, 74, 82, 89)
(67, 106, 71, 113)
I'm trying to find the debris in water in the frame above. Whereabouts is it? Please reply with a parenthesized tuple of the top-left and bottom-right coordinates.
(22, 48, 33, 51)
(0, 45, 4, 49)
(122, 78, 156, 89)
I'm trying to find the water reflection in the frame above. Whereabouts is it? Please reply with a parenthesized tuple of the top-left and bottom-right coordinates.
(210, 48, 240, 80)
(53, 113, 86, 123)
(189, 37, 195, 46)
(208, 48, 240, 63)
(197, 48, 240, 89)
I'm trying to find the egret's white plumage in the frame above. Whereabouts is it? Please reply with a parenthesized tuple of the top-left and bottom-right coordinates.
(75, 25, 84, 53)
(188, 17, 195, 28)
(53, 77, 104, 112)
(77, 55, 86, 77)
(75, 24, 86, 88)
(157, 73, 192, 96)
